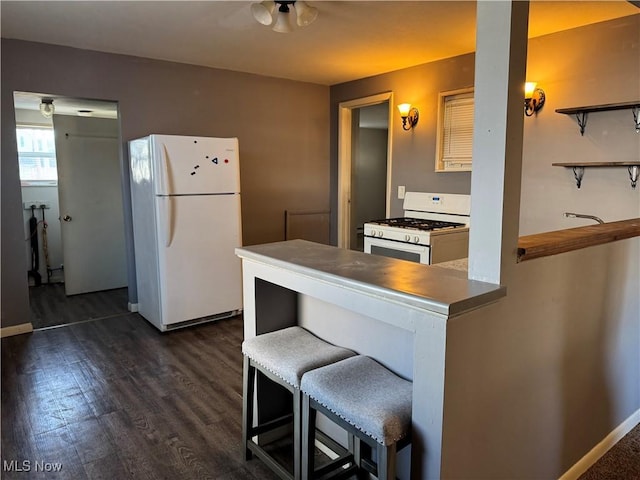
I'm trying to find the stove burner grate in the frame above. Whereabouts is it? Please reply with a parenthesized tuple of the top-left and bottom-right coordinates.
(368, 217, 465, 231)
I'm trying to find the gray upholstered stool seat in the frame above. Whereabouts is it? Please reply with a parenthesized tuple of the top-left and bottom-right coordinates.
(300, 355, 412, 480)
(242, 326, 355, 480)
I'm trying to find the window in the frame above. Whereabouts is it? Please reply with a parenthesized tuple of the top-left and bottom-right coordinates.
(17, 126, 57, 185)
(435, 88, 474, 172)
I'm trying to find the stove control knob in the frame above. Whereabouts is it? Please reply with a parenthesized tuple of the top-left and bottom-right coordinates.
(405, 234, 411, 241)
(378, 231, 384, 238)
(414, 236, 420, 243)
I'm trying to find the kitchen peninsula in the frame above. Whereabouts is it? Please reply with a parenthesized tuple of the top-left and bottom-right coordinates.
(236, 239, 505, 479)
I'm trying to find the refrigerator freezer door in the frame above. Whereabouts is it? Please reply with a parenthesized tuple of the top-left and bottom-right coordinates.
(155, 194, 242, 326)
(150, 135, 240, 195)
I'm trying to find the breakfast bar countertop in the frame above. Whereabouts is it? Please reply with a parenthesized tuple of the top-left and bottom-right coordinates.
(236, 239, 505, 318)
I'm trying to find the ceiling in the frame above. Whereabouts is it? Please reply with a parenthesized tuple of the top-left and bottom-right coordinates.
(3, 1, 638, 115)
(2, 1, 638, 86)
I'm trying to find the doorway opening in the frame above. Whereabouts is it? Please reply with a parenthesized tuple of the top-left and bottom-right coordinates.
(14, 92, 128, 330)
(337, 93, 393, 250)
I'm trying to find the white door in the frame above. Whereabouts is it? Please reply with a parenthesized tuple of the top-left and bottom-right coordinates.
(156, 194, 242, 325)
(54, 116, 127, 296)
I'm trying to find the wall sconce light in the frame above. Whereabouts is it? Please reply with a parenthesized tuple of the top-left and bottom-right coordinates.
(40, 98, 55, 118)
(397, 103, 419, 130)
(524, 82, 545, 116)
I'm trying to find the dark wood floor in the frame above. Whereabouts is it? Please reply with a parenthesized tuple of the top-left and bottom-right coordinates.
(3, 300, 638, 479)
(1, 313, 282, 479)
(29, 284, 129, 330)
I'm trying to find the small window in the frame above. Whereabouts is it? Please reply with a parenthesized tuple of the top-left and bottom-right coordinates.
(435, 88, 474, 172)
(17, 126, 57, 185)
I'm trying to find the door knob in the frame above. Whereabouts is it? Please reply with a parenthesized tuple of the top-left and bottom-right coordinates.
(62, 215, 72, 222)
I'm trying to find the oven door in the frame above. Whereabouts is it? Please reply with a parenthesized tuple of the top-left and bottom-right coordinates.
(364, 237, 431, 264)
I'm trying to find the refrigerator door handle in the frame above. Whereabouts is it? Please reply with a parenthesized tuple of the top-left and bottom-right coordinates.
(159, 196, 175, 247)
(159, 144, 176, 195)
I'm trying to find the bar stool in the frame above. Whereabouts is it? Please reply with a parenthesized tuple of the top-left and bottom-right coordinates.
(242, 326, 356, 480)
(300, 355, 412, 480)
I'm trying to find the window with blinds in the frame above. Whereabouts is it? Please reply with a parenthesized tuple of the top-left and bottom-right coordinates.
(435, 88, 474, 172)
(17, 126, 58, 185)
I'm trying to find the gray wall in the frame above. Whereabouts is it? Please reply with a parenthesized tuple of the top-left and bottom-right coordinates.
(330, 15, 639, 240)
(353, 127, 387, 230)
(330, 15, 639, 477)
(520, 14, 640, 234)
(330, 53, 475, 243)
(1, 39, 329, 328)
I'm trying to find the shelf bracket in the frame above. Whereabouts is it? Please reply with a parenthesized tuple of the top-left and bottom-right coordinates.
(575, 112, 588, 136)
(629, 165, 639, 189)
(633, 107, 639, 133)
(572, 166, 584, 188)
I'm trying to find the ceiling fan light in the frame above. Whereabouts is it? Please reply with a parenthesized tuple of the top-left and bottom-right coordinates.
(251, 1, 276, 26)
(272, 10, 293, 33)
(295, 1, 318, 27)
(40, 98, 55, 118)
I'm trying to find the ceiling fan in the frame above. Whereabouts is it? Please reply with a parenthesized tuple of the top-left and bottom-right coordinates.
(251, 1, 318, 33)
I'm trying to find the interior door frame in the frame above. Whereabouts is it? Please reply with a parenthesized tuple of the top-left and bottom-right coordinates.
(337, 92, 394, 249)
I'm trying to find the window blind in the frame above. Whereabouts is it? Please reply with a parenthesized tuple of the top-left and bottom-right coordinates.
(441, 95, 474, 169)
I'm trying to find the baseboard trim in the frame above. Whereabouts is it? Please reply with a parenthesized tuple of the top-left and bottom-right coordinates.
(0, 322, 34, 338)
(128, 302, 139, 313)
(559, 409, 640, 480)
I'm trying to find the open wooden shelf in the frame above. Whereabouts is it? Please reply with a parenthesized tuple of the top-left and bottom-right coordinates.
(555, 100, 640, 135)
(552, 162, 639, 167)
(555, 101, 640, 115)
(552, 162, 640, 189)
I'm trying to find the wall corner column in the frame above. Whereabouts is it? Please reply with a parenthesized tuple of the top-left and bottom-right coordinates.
(468, 0, 529, 285)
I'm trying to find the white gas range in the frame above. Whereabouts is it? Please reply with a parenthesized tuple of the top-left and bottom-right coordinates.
(363, 192, 470, 265)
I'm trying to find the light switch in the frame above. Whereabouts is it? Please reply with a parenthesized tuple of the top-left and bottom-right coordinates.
(398, 186, 406, 199)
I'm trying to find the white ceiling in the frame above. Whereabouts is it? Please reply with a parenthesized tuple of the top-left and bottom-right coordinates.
(2, 1, 638, 86)
(3, 1, 638, 114)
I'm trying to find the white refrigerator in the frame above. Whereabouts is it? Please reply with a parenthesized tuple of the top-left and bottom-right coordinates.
(129, 134, 242, 331)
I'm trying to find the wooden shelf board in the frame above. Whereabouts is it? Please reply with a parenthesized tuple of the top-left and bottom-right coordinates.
(552, 162, 640, 167)
(517, 218, 640, 262)
(555, 101, 640, 115)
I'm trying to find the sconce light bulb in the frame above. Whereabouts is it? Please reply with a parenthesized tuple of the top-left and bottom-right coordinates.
(397, 103, 412, 117)
(524, 82, 537, 100)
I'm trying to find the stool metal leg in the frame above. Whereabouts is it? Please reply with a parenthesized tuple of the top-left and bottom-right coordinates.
(349, 435, 368, 479)
(293, 388, 302, 480)
(242, 355, 255, 461)
(301, 393, 316, 480)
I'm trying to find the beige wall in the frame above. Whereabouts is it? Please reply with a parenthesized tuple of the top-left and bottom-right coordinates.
(1, 39, 329, 328)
